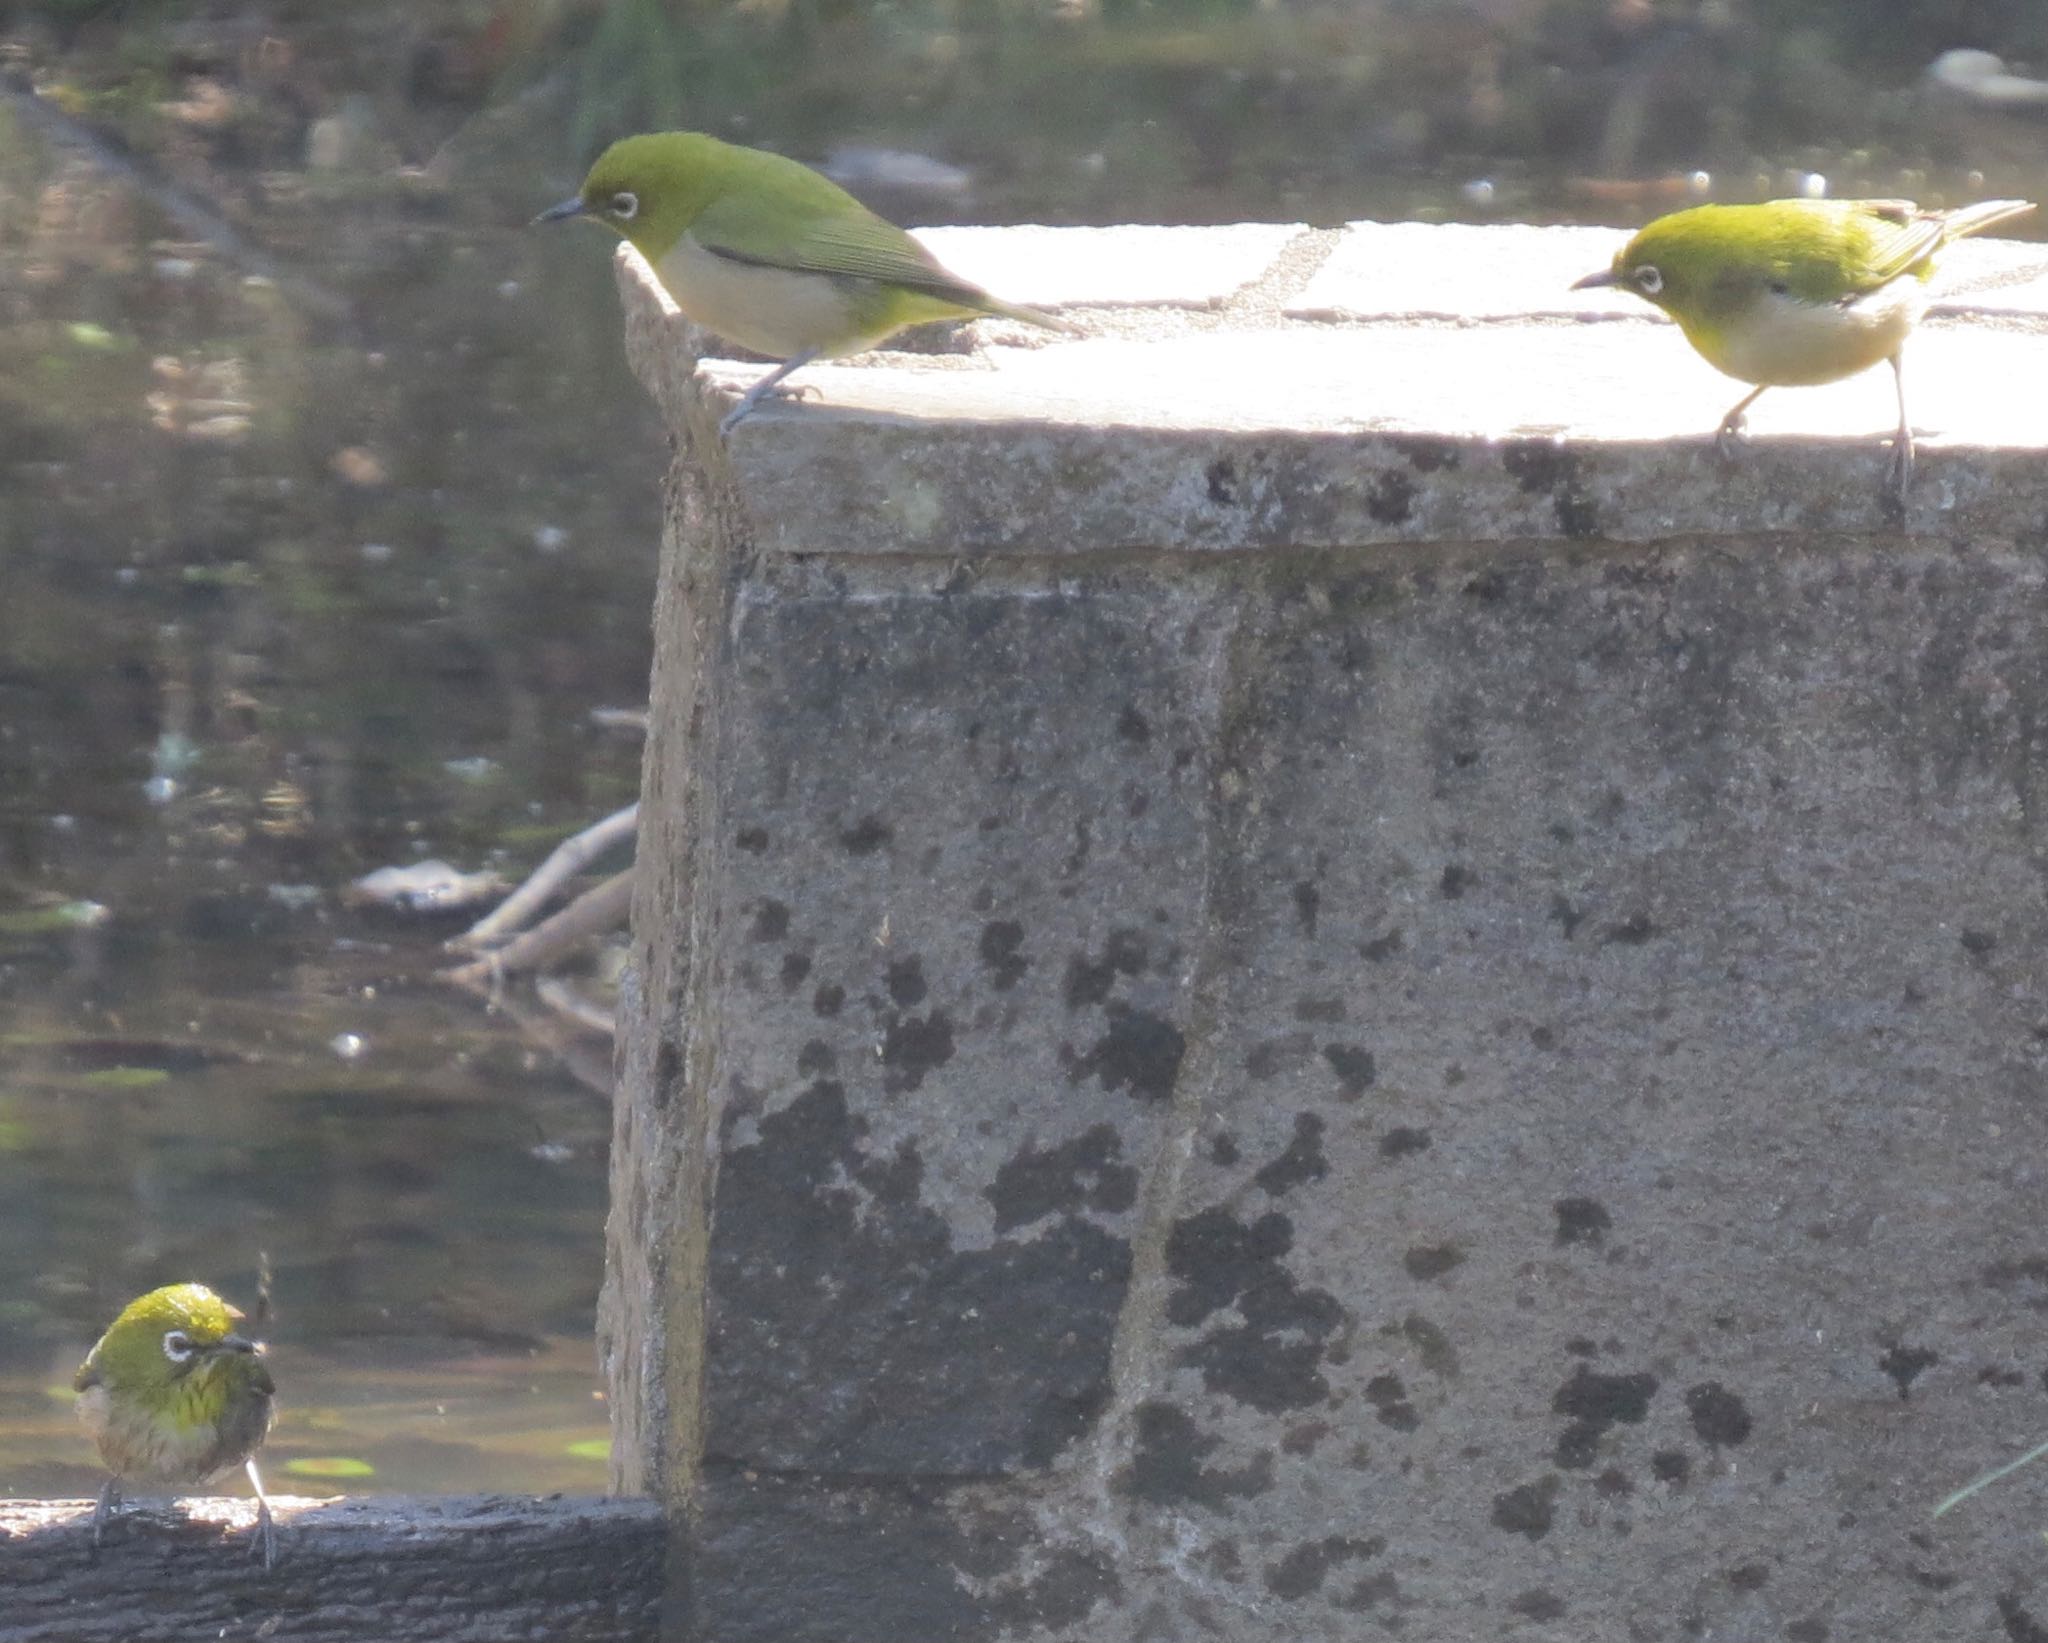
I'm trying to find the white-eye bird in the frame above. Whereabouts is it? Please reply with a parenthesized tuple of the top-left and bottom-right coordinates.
(1574, 196, 2035, 497)
(538, 132, 1076, 433)
(74, 1283, 278, 1567)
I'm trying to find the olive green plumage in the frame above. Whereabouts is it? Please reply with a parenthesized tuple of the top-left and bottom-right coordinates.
(75, 1282, 278, 1566)
(539, 131, 1074, 432)
(1575, 196, 2035, 497)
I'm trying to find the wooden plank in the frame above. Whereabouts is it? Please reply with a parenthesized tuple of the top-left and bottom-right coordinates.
(0, 1494, 665, 1642)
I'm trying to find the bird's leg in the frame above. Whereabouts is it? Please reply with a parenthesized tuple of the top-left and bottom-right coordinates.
(1887, 351, 1914, 500)
(86, 1478, 120, 1563)
(720, 348, 822, 434)
(1715, 385, 1768, 463)
(245, 1457, 277, 1569)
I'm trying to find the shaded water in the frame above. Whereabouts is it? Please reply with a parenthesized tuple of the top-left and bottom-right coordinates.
(3, 0, 2046, 1498)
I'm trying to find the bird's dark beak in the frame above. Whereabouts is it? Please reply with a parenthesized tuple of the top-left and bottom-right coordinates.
(533, 196, 588, 226)
(1571, 268, 1618, 290)
(219, 1333, 261, 1354)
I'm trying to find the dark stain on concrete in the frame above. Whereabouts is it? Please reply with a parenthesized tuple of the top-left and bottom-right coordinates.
(706, 1079, 1129, 1474)
(1367, 471, 1414, 525)
(1491, 1476, 1560, 1540)
(1403, 1243, 1465, 1281)
(1116, 703, 1152, 745)
(1167, 1206, 1345, 1411)
(881, 1010, 956, 1093)
(1440, 863, 1477, 899)
(989, 1123, 1139, 1232)
(1554, 1367, 1657, 1425)
(978, 920, 1028, 990)
(1652, 1449, 1691, 1484)
(1602, 913, 1659, 945)
(1879, 1343, 1938, 1399)
(1380, 1126, 1431, 1159)
(886, 956, 928, 1007)
(752, 899, 791, 941)
(1323, 1043, 1376, 1098)
(1684, 1381, 1753, 1447)
(736, 826, 769, 852)
(812, 982, 845, 1018)
(1400, 437, 1462, 473)
(797, 1040, 835, 1076)
(1119, 1402, 1273, 1509)
(1509, 1590, 1567, 1621)
(1292, 879, 1320, 936)
(1063, 929, 1150, 1008)
(1999, 1595, 2048, 1643)
(1063, 1004, 1186, 1103)
(781, 951, 811, 991)
(1263, 1534, 1384, 1599)
(1555, 1197, 1613, 1246)
(1365, 1373, 1419, 1432)
(1254, 1114, 1328, 1196)
(1361, 928, 1404, 961)
(1402, 1313, 1459, 1377)
(838, 815, 892, 855)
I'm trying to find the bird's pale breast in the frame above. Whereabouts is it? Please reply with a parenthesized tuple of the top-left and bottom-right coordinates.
(655, 234, 882, 361)
(1692, 273, 1926, 387)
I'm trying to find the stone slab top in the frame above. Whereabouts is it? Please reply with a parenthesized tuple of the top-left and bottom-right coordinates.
(613, 217, 2048, 553)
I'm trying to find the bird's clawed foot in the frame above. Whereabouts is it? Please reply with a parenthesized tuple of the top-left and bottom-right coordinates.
(1886, 430, 1915, 503)
(249, 1497, 277, 1570)
(719, 380, 819, 435)
(1714, 412, 1748, 465)
(85, 1479, 119, 1565)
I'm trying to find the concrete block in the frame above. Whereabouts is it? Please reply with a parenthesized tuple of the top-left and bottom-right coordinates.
(605, 222, 2048, 1641)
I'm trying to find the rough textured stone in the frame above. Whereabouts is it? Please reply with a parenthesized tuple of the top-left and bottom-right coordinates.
(605, 227, 2048, 1640)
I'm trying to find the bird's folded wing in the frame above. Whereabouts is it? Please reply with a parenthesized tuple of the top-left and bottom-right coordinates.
(1856, 209, 1951, 289)
(693, 193, 986, 301)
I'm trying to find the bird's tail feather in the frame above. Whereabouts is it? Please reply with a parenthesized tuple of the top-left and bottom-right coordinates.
(1942, 199, 2037, 243)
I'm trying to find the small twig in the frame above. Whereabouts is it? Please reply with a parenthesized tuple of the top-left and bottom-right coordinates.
(453, 804, 638, 952)
(443, 972, 614, 1100)
(1933, 1432, 2048, 1520)
(444, 869, 633, 988)
(536, 975, 618, 1037)
(588, 707, 651, 734)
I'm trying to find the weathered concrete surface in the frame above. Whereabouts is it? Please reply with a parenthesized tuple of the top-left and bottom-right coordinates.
(603, 221, 2048, 1641)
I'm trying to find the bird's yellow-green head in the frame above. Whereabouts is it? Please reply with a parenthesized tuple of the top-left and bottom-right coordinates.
(533, 133, 730, 262)
(76, 1282, 272, 1421)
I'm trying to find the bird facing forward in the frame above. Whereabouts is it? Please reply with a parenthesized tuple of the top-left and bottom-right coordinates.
(74, 1282, 277, 1566)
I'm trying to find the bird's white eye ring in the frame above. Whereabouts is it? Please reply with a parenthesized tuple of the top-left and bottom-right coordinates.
(1635, 265, 1663, 295)
(162, 1330, 194, 1363)
(610, 191, 639, 222)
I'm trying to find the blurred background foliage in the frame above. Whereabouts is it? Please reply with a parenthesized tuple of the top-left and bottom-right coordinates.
(2, 0, 2046, 1497)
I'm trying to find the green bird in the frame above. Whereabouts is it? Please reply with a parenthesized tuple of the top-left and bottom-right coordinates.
(537, 132, 1075, 433)
(1573, 196, 2035, 497)
(74, 1282, 278, 1566)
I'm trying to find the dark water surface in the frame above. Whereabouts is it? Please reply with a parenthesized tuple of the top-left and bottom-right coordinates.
(3, 0, 2045, 1497)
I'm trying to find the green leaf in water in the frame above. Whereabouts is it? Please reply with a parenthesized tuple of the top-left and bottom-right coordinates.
(565, 1438, 610, 1462)
(80, 1066, 171, 1090)
(0, 901, 110, 936)
(65, 322, 126, 352)
(284, 1456, 377, 1479)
